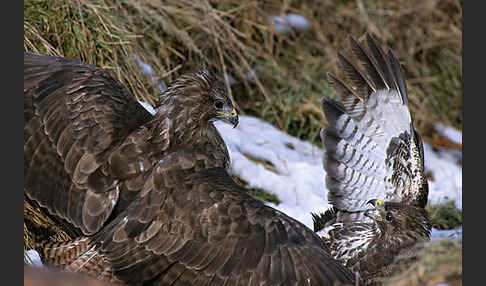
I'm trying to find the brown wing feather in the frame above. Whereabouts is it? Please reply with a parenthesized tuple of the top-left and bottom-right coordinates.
(55, 149, 355, 285)
(26, 53, 354, 285)
(24, 52, 153, 235)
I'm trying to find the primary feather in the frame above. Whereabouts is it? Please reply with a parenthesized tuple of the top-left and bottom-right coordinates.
(24, 53, 355, 285)
(313, 34, 430, 284)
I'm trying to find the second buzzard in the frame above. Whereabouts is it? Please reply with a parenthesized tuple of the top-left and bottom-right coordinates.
(313, 34, 431, 284)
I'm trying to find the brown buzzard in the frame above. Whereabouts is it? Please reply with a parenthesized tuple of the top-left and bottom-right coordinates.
(24, 53, 355, 285)
(312, 34, 431, 284)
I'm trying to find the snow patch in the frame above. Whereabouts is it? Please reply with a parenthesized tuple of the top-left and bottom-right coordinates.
(137, 99, 156, 115)
(268, 13, 310, 34)
(215, 116, 327, 227)
(434, 124, 462, 145)
(431, 227, 462, 241)
(423, 143, 462, 210)
(132, 54, 167, 93)
(133, 54, 155, 76)
(136, 98, 463, 231)
(137, 98, 462, 232)
(215, 115, 462, 229)
(24, 249, 43, 268)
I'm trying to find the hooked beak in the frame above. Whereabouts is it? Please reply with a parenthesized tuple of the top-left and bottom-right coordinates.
(365, 199, 384, 222)
(367, 199, 384, 207)
(216, 106, 239, 128)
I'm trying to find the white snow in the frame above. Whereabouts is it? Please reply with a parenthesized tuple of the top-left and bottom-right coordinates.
(133, 53, 155, 76)
(431, 124, 462, 165)
(434, 124, 462, 145)
(268, 13, 310, 34)
(133, 54, 168, 93)
(431, 227, 462, 241)
(133, 95, 463, 235)
(214, 116, 327, 227)
(24, 249, 43, 268)
(137, 99, 157, 115)
(423, 143, 462, 210)
(132, 54, 462, 239)
(213, 115, 463, 230)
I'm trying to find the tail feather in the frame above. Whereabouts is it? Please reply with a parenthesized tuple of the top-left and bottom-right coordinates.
(39, 237, 116, 282)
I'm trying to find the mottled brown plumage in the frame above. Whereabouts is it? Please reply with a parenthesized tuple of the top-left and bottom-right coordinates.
(24, 265, 120, 286)
(312, 34, 431, 284)
(24, 53, 235, 236)
(24, 53, 355, 285)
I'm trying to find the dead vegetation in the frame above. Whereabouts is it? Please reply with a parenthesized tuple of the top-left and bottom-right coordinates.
(24, 0, 462, 146)
(380, 239, 462, 286)
(427, 200, 462, 230)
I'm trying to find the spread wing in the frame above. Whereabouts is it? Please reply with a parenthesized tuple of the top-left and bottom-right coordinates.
(90, 148, 355, 285)
(321, 34, 428, 222)
(24, 52, 153, 235)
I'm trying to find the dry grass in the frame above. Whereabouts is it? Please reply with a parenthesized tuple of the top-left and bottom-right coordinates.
(427, 200, 462, 230)
(381, 239, 462, 286)
(24, 0, 160, 105)
(24, 0, 462, 146)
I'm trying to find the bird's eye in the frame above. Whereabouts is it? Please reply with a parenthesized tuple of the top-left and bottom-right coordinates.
(214, 100, 224, 109)
(385, 212, 393, 222)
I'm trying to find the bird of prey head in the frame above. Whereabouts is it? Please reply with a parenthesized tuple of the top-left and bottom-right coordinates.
(25, 53, 356, 286)
(313, 33, 431, 284)
(365, 199, 431, 242)
(156, 68, 239, 128)
(24, 53, 354, 286)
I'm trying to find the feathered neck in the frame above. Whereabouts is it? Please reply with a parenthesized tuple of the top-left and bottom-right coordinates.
(148, 95, 229, 166)
(376, 218, 431, 259)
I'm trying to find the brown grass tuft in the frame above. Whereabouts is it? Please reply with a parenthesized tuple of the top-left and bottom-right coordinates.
(24, 0, 462, 146)
(381, 239, 462, 286)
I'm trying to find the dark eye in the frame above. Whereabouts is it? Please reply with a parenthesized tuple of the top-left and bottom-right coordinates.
(214, 100, 224, 109)
(385, 212, 393, 222)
